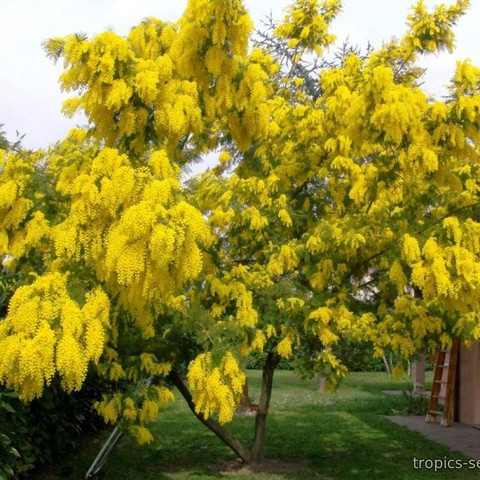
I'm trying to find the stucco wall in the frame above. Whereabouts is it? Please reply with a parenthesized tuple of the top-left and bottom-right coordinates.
(458, 341, 480, 426)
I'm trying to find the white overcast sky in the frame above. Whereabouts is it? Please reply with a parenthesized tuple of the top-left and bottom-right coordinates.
(1, 0, 479, 151)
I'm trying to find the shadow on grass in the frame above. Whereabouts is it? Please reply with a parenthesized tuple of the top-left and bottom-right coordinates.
(43, 372, 480, 480)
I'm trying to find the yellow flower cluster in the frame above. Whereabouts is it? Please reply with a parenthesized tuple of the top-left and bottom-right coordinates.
(235, 290, 258, 328)
(266, 244, 299, 276)
(128, 17, 175, 60)
(0, 150, 44, 257)
(50, 147, 212, 336)
(140, 353, 171, 376)
(277, 297, 305, 311)
(173, 0, 252, 86)
(229, 53, 272, 150)
(370, 76, 427, 147)
(276, 335, 294, 358)
(0, 273, 110, 400)
(95, 384, 174, 444)
(95, 393, 123, 424)
(45, 21, 205, 154)
(131, 426, 154, 445)
(409, 219, 480, 317)
(250, 330, 267, 352)
(207, 273, 260, 329)
(306, 305, 355, 347)
(187, 352, 245, 424)
(241, 206, 269, 231)
(389, 260, 407, 294)
(278, 208, 293, 227)
(404, 0, 469, 54)
(402, 234, 421, 265)
(45, 0, 276, 155)
(275, 0, 342, 57)
(209, 206, 236, 229)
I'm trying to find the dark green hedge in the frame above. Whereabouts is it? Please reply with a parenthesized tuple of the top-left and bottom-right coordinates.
(0, 370, 107, 479)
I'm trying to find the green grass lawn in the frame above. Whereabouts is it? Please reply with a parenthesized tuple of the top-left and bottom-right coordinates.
(40, 371, 480, 479)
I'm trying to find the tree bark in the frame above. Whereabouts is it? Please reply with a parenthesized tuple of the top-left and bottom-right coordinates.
(251, 351, 281, 464)
(236, 378, 258, 416)
(168, 370, 251, 463)
(240, 379, 252, 410)
(318, 375, 326, 392)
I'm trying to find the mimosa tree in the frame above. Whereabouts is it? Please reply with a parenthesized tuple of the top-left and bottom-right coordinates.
(1, 0, 480, 466)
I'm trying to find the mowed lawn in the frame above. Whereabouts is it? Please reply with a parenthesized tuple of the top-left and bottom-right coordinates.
(40, 371, 480, 479)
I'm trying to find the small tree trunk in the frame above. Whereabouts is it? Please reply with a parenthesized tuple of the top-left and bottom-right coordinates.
(251, 351, 281, 464)
(168, 370, 251, 463)
(318, 375, 326, 392)
(240, 379, 251, 409)
(236, 378, 258, 416)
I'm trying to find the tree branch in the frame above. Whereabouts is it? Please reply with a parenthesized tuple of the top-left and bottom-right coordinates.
(168, 370, 251, 464)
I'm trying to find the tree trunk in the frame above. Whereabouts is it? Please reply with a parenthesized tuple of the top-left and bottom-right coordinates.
(236, 378, 258, 416)
(318, 375, 326, 392)
(251, 351, 281, 464)
(240, 379, 252, 410)
(168, 370, 251, 463)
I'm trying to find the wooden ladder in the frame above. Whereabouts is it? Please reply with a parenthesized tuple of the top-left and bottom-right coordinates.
(425, 338, 460, 427)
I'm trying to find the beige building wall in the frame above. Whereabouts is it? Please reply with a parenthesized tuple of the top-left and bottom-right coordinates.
(412, 352, 425, 394)
(458, 341, 480, 426)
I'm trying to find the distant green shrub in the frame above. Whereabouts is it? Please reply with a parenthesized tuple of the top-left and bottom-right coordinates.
(246, 351, 294, 370)
(246, 340, 387, 373)
(332, 339, 385, 372)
